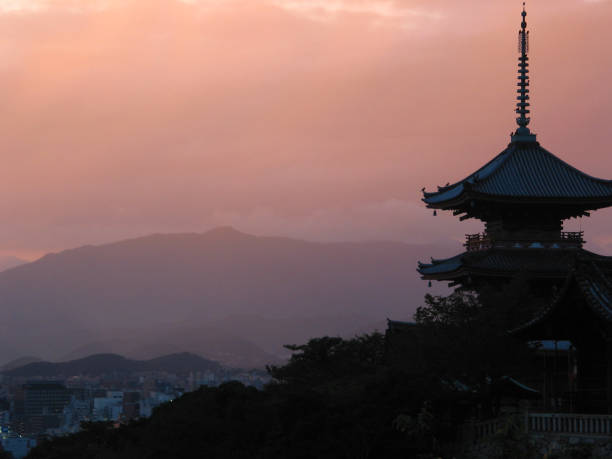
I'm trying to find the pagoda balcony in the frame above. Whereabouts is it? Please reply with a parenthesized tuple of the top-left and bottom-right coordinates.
(465, 233, 493, 252)
(462, 412, 612, 444)
(464, 231, 584, 252)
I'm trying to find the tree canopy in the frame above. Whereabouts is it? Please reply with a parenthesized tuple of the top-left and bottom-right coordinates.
(26, 285, 543, 458)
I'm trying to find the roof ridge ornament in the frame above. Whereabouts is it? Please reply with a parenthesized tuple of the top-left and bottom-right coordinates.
(511, 3, 537, 144)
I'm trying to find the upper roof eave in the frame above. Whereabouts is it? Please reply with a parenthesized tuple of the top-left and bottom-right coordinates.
(422, 142, 612, 210)
(423, 190, 612, 211)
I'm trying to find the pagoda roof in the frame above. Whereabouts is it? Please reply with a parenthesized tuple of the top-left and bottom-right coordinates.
(512, 259, 612, 335)
(423, 142, 612, 210)
(493, 376, 540, 399)
(417, 248, 612, 281)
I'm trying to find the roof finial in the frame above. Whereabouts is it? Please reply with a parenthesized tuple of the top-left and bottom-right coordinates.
(512, 2, 537, 143)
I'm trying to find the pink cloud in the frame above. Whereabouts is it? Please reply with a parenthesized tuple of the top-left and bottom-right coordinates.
(0, 0, 609, 257)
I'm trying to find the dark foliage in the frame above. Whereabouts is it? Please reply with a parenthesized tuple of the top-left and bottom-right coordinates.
(267, 334, 386, 387)
(414, 287, 539, 388)
(26, 285, 541, 459)
(26, 333, 448, 459)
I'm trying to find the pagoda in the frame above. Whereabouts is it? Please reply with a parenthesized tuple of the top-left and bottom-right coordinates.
(417, 5, 612, 413)
(418, 5, 612, 291)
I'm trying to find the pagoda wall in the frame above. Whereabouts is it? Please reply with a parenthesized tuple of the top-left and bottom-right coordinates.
(484, 216, 563, 242)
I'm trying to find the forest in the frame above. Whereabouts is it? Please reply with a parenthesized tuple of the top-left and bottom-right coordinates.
(24, 283, 545, 458)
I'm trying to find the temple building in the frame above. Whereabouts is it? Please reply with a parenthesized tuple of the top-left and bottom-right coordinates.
(417, 5, 612, 413)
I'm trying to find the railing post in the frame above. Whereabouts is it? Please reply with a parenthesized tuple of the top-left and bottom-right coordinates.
(498, 413, 612, 439)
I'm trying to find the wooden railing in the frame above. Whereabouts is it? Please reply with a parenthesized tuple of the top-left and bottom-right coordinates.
(464, 231, 584, 252)
(461, 416, 520, 443)
(527, 412, 612, 436)
(560, 231, 584, 242)
(462, 412, 612, 444)
(473, 417, 509, 440)
(464, 233, 492, 252)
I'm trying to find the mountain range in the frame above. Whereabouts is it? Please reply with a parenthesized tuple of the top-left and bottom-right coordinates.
(0, 255, 26, 272)
(2, 352, 221, 378)
(0, 227, 451, 367)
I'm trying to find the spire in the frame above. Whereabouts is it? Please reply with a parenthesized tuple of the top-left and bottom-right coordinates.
(511, 3, 537, 143)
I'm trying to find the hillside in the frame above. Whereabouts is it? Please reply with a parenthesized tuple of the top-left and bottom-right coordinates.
(3, 352, 221, 378)
(0, 255, 26, 272)
(0, 227, 450, 366)
(1, 356, 42, 372)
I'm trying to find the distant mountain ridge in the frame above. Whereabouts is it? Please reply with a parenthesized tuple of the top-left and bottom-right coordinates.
(3, 352, 221, 378)
(57, 329, 283, 370)
(0, 255, 27, 272)
(1, 356, 42, 372)
(0, 227, 450, 366)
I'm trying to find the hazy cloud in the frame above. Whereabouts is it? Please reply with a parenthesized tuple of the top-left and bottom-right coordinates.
(269, 0, 441, 27)
(0, 0, 112, 14)
(0, 0, 609, 258)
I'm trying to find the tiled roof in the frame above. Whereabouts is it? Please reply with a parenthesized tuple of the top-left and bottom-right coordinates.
(512, 259, 612, 334)
(423, 142, 612, 206)
(418, 254, 464, 276)
(576, 262, 612, 322)
(417, 248, 585, 278)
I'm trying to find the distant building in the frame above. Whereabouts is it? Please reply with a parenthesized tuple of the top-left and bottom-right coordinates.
(1, 436, 36, 459)
(93, 391, 124, 421)
(62, 397, 92, 430)
(23, 381, 71, 435)
(122, 391, 140, 419)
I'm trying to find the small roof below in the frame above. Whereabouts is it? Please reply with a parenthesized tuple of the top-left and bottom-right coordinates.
(529, 340, 573, 352)
(423, 142, 612, 211)
(494, 376, 540, 399)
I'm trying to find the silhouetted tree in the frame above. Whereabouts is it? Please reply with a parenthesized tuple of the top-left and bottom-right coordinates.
(267, 333, 386, 387)
(26, 281, 542, 458)
(413, 279, 540, 413)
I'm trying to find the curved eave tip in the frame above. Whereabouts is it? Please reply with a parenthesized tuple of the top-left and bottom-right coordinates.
(422, 196, 442, 206)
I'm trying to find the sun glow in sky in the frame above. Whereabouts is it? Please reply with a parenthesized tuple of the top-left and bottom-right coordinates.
(0, 0, 610, 259)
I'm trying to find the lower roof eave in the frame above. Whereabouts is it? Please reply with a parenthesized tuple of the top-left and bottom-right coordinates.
(417, 247, 612, 283)
(420, 268, 572, 283)
(419, 271, 465, 282)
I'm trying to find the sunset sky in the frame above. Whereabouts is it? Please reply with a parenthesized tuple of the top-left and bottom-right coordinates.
(0, 0, 611, 259)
